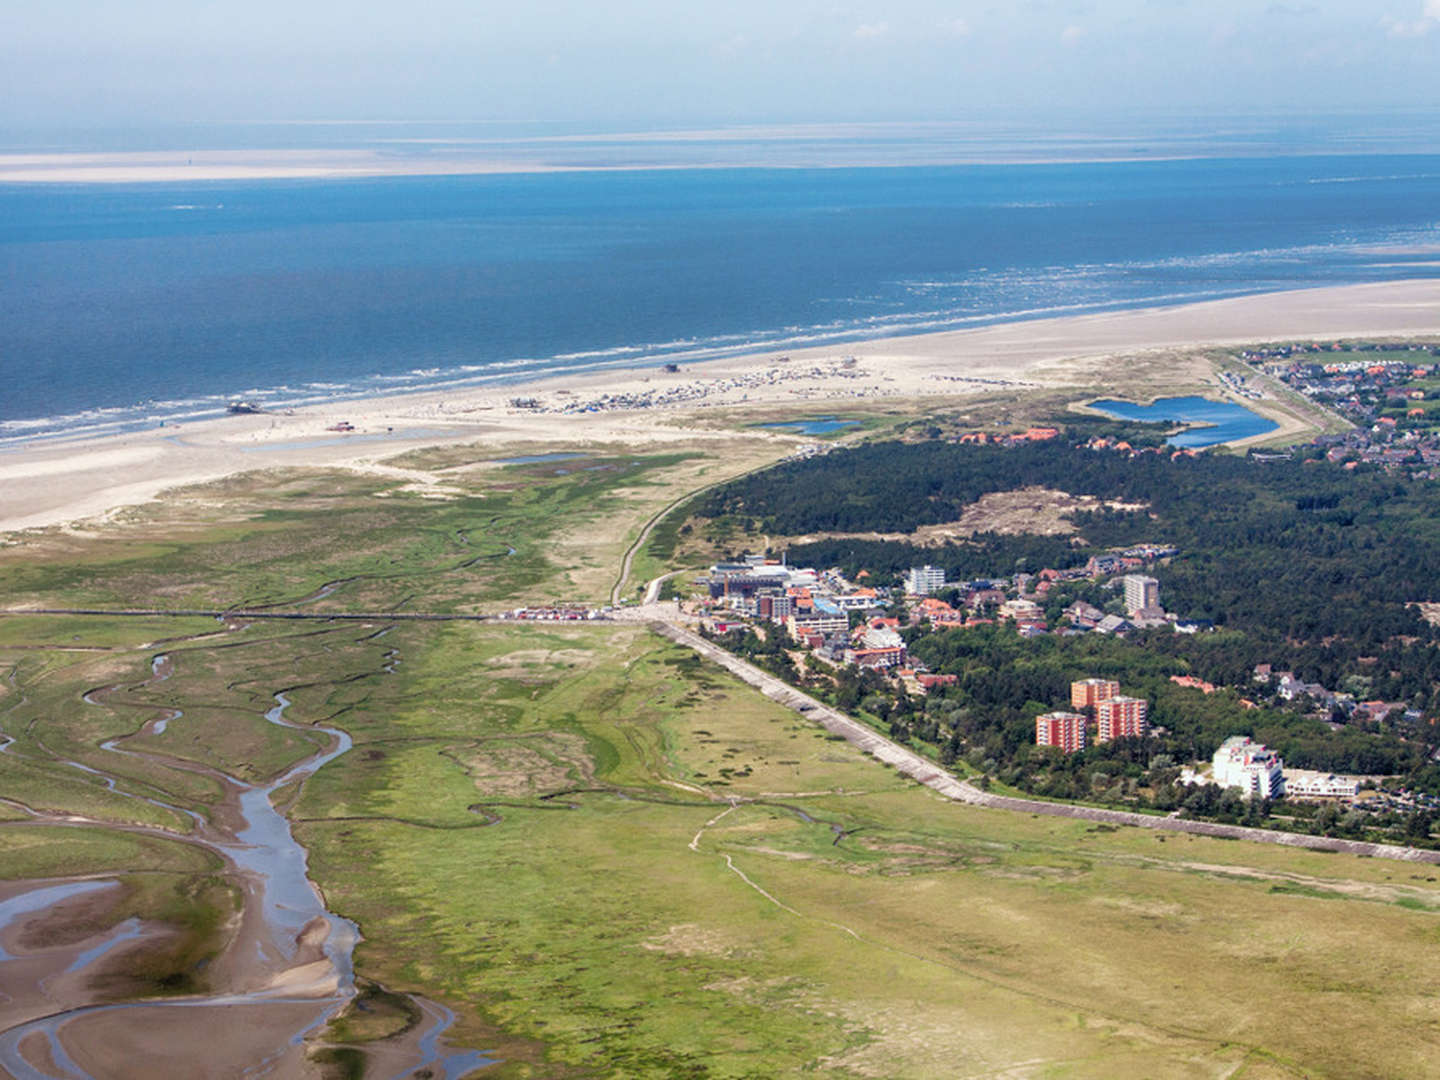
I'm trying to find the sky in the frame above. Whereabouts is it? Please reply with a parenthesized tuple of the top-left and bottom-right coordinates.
(3, 1, 1440, 130)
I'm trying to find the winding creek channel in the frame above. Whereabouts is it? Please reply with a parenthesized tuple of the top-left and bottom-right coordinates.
(0, 650, 493, 1079)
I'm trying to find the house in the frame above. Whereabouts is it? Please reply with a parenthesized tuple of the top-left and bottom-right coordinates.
(1063, 601, 1105, 628)
(1170, 675, 1218, 694)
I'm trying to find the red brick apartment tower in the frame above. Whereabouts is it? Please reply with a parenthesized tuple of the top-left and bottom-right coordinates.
(1036, 711, 1088, 752)
(1070, 678, 1119, 712)
(1096, 696, 1149, 742)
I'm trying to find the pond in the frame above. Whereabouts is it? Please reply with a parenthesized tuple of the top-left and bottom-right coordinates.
(757, 417, 860, 436)
(493, 452, 587, 465)
(1088, 397, 1277, 448)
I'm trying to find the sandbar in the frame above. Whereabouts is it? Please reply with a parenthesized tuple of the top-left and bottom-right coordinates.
(4, 278, 1440, 535)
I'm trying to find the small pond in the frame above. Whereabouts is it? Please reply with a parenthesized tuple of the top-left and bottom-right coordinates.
(1088, 396, 1277, 448)
(757, 417, 860, 436)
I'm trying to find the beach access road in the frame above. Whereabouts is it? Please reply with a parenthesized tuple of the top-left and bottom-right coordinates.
(653, 621, 1440, 867)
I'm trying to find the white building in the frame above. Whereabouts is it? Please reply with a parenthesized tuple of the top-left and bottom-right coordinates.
(1283, 770, 1359, 800)
(905, 565, 946, 596)
(861, 626, 904, 650)
(1122, 574, 1160, 616)
(786, 612, 848, 639)
(1212, 736, 1285, 798)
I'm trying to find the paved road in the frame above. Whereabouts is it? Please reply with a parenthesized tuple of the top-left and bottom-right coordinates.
(654, 621, 1440, 867)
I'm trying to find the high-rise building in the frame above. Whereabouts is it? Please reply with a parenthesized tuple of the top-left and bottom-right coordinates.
(1212, 736, 1285, 798)
(1070, 678, 1120, 712)
(1096, 696, 1149, 741)
(1035, 711, 1088, 753)
(1123, 574, 1160, 615)
(905, 565, 946, 596)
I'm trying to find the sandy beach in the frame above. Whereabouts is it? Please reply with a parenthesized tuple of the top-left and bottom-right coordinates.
(4, 278, 1440, 535)
(0, 127, 1244, 184)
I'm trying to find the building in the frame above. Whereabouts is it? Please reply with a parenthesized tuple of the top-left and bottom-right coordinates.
(1096, 696, 1149, 741)
(833, 588, 881, 611)
(905, 565, 946, 596)
(1122, 574, 1160, 616)
(756, 593, 794, 622)
(1063, 600, 1105, 628)
(1212, 736, 1285, 798)
(1036, 711, 1088, 753)
(787, 611, 848, 640)
(860, 625, 904, 651)
(845, 646, 906, 669)
(1070, 678, 1120, 712)
(998, 598, 1045, 624)
(1283, 770, 1359, 800)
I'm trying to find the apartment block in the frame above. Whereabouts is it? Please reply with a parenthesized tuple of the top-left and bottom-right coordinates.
(1070, 678, 1120, 712)
(1096, 696, 1149, 741)
(1036, 711, 1088, 753)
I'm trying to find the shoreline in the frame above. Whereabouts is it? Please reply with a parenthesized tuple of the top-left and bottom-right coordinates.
(5, 278, 1440, 535)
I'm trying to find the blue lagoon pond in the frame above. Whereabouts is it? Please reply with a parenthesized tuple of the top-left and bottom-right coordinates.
(1088, 397, 1277, 447)
(757, 417, 860, 436)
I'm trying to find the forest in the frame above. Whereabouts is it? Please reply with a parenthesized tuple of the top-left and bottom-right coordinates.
(699, 429, 1440, 657)
(694, 426, 1440, 814)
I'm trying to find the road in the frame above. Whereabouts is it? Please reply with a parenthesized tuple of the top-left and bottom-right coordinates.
(609, 453, 794, 606)
(653, 621, 1440, 867)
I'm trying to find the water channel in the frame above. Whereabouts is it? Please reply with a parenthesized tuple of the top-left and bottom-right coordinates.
(0, 650, 494, 1078)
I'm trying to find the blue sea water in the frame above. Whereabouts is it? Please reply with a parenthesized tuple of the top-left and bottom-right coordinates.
(1088, 397, 1279, 448)
(5, 151, 1440, 443)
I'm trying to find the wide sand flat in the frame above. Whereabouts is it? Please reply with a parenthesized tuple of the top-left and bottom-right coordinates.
(5, 279, 1440, 535)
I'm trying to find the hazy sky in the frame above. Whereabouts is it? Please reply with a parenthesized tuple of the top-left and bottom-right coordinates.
(4, 1, 1440, 128)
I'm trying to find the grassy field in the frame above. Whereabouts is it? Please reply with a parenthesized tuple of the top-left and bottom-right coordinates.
(287, 622, 1440, 1079)
(3, 413, 1440, 1077)
(0, 438, 783, 613)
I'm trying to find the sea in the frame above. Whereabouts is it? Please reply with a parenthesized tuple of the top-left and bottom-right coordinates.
(6, 122, 1440, 446)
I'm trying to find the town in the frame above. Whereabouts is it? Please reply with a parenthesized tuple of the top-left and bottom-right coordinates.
(1239, 341, 1440, 476)
(690, 544, 1402, 811)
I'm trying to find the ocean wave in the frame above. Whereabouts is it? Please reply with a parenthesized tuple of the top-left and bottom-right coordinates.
(0, 268, 1377, 449)
(1302, 174, 1440, 185)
